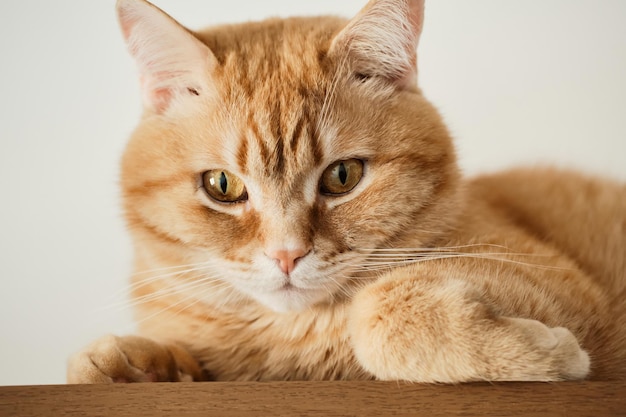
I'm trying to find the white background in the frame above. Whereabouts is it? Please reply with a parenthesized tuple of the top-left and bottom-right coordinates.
(0, 0, 624, 385)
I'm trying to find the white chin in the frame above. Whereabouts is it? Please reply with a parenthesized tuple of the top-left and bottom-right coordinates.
(254, 287, 326, 313)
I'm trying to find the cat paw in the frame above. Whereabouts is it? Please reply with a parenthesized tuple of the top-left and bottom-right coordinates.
(501, 318, 590, 381)
(548, 326, 591, 380)
(348, 273, 590, 383)
(67, 335, 193, 384)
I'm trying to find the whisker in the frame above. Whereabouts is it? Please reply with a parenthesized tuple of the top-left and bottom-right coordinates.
(130, 274, 244, 329)
(130, 278, 230, 308)
(100, 273, 232, 312)
(317, 52, 349, 135)
(162, 285, 221, 321)
(358, 243, 519, 253)
(348, 253, 572, 274)
(362, 251, 555, 260)
(132, 289, 206, 329)
(107, 259, 234, 302)
(129, 260, 217, 277)
(103, 261, 221, 302)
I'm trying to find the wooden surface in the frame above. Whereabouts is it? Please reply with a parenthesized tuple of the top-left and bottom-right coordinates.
(1, 381, 625, 417)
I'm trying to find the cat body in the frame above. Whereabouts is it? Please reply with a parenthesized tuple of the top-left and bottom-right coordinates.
(67, 0, 626, 383)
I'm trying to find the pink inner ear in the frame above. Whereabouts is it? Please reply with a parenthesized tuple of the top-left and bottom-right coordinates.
(139, 70, 202, 114)
(117, 4, 137, 41)
(140, 75, 172, 114)
(329, 0, 426, 89)
(116, 0, 216, 113)
(149, 88, 174, 114)
(119, 19, 133, 41)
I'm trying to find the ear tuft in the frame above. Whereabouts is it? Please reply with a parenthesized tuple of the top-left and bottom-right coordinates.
(116, 0, 216, 113)
(331, 0, 425, 89)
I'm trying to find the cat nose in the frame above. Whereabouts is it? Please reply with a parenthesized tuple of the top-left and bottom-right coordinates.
(265, 248, 310, 275)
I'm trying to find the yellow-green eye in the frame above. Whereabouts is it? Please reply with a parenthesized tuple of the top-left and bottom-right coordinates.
(320, 159, 364, 195)
(202, 170, 248, 203)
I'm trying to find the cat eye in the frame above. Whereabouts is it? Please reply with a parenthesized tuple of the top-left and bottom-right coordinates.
(320, 159, 364, 195)
(202, 170, 248, 203)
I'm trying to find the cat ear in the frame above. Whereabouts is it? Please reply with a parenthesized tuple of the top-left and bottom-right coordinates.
(330, 0, 425, 89)
(116, 0, 217, 114)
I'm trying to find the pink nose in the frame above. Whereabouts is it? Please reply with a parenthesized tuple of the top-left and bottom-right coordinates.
(266, 248, 309, 275)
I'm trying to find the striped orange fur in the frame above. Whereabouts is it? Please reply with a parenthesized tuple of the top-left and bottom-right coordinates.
(67, 0, 626, 383)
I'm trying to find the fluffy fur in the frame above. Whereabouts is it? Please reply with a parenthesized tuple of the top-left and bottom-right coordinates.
(67, 0, 626, 383)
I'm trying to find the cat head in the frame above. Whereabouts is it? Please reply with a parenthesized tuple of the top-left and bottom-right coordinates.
(117, 0, 460, 312)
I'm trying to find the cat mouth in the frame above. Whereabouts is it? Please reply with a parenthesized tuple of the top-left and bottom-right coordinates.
(275, 282, 319, 297)
(255, 281, 329, 312)
(278, 282, 303, 293)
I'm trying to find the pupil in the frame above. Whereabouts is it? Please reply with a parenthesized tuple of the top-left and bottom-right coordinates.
(338, 163, 347, 185)
(219, 172, 228, 194)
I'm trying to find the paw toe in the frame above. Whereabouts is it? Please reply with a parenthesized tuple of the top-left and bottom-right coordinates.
(549, 327, 590, 380)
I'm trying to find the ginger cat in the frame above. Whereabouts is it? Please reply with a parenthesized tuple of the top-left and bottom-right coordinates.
(67, 0, 626, 383)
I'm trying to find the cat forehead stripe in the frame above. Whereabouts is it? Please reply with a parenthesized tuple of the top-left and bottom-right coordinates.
(242, 104, 324, 179)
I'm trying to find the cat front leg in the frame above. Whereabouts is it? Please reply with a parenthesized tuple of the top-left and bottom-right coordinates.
(348, 270, 590, 382)
(67, 335, 204, 383)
